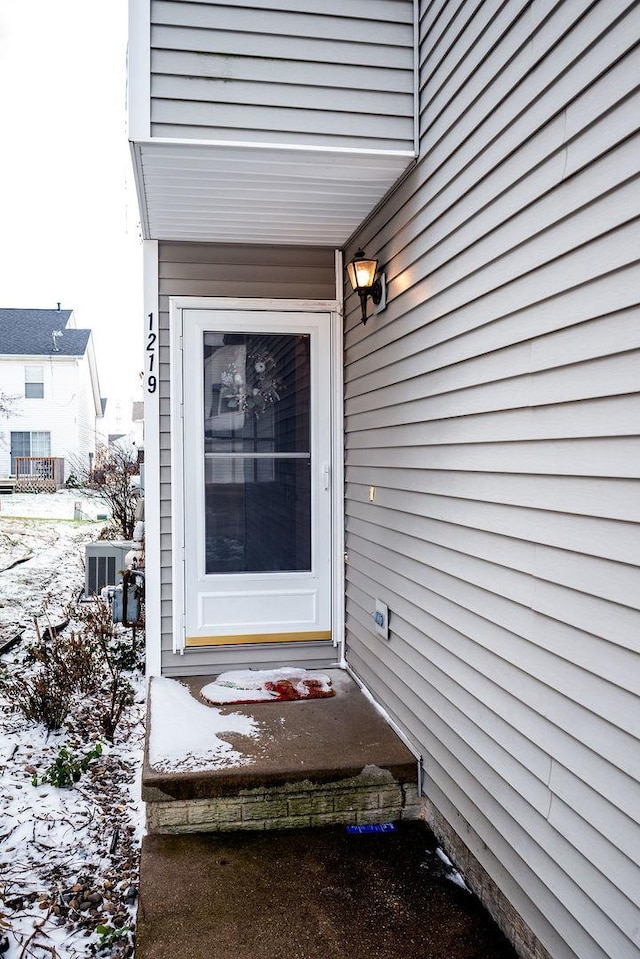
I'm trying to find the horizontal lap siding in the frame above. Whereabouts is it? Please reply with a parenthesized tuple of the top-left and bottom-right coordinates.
(157, 241, 337, 675)
(343, 2, 640, 959)
(150, 0, 415, 151)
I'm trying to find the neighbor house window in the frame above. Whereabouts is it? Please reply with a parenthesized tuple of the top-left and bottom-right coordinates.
(25, 365, 44, 398)
(10, 431, 51, 473)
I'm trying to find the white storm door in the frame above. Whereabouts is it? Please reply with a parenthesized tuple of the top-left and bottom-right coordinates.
(182, 310, 332, 647)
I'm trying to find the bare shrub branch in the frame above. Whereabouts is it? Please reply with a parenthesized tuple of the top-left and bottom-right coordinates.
(0, 392, 20, 417)
(69, 444, 140, 539)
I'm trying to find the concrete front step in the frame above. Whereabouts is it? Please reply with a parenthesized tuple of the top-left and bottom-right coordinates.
(143, 669, 420, 835)
(147, 766, 420, 833)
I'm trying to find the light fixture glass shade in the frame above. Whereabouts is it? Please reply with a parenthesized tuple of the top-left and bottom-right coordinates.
(347, 250, 378, 291)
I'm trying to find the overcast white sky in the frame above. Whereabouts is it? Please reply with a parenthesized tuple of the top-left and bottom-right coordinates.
(0, 0, 143, 419)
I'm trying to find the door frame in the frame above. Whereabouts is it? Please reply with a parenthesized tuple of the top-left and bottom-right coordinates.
(169, 296, 344, 659)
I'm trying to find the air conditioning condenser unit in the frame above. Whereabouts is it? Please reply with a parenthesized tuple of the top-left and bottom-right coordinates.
(85, 541, 134, 599)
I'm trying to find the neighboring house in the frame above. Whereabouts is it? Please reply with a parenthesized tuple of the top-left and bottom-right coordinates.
(131, 399, 144, 449)
(128, 4, 640, 959)
(0, 308, 105, 482)
(100, 399, 144, 457)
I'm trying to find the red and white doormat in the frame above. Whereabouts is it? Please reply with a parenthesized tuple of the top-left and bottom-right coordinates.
(201, 667, 335, 705)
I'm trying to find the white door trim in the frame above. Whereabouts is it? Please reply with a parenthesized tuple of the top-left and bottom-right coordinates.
(142, 242, 161, 676)
(169, 296, 344, 659)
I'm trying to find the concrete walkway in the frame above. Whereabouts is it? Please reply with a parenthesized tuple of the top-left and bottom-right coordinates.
(136, 822, 518, 959)
(137, 670, 519, 958)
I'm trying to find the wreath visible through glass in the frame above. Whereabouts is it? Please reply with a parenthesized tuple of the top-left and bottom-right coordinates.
(220, 346, 283, 416)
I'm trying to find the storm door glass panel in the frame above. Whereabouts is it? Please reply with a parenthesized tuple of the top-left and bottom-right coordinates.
(203, 332, 311, 574)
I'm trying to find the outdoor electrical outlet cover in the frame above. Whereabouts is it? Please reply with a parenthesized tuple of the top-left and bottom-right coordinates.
(373, 600, 389, 641)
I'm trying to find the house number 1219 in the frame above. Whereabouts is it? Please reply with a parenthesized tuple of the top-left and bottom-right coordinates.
(146, 312, 157, 394)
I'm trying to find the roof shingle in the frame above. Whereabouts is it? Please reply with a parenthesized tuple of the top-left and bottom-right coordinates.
(0, 308, 91, 357)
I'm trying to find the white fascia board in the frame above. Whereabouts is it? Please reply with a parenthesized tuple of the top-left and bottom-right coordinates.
(143, 240, 162, 677)
(132, 136, 416, 160)
(85, 334, 104, 418)
(127, 0, 151, 141)
(129, 142, 152, 240)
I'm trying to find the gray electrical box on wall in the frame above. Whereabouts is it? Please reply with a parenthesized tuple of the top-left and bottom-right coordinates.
(373, 600, 390, 641)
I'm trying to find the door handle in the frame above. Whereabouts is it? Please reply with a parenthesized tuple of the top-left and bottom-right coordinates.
(322, 463, 330, 490)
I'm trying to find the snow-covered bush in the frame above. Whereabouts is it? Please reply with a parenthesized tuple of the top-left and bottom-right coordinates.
(4, 600, 137, 741)
(3, 624, 104, 730)
(4, 667, 72, 730)
(70, 598, 136, 743)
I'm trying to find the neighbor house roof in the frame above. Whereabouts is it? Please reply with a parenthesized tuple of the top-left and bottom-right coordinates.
(0, 308, 90, 357)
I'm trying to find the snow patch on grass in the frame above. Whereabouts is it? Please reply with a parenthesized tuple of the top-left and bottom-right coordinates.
(0, 489, 108, 520)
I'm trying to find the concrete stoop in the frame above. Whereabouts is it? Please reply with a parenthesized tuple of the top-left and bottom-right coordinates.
(142, 669, 420, 835)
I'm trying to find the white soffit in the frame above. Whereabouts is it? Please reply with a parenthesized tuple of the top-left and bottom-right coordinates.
(132, 140, 414, 246)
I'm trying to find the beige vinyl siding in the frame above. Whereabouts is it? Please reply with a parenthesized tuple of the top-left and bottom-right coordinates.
(343, 2, 640, 959)
(149, 0, 415, 151)
(157, 240, 338, 676)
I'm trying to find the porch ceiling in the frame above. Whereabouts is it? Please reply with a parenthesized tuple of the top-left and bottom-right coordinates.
(131, 140, 414, 246)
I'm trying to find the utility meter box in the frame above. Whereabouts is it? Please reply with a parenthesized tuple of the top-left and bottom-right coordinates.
(84, 541, 133, 598)
(112, 581, 142, 624)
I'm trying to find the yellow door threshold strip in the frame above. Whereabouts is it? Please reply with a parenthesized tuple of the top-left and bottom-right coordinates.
(185, 630, 332, 648)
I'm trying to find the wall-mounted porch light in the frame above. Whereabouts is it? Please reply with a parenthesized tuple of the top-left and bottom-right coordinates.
(346, 249, 386, 325)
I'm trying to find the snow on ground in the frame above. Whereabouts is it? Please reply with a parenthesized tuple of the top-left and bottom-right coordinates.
(0, 492, 144, 959)
(0, 489, 108, 521)
(435, 847, 472, 893)
(0, 491, 107, 645)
